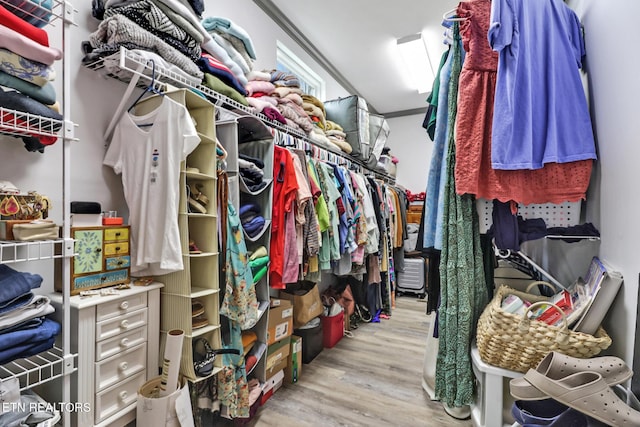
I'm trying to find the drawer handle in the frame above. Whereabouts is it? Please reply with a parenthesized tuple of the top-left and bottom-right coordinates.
(95, 248, 102, 253)
(120, 301, 129, 310)
(115, 246, 121, 251)
(119, 362, 128, 371)
(121, 320, 129, 329)
(115, 232, 121, 236)
(120, 338, 130, 347)
(119, 391, 128, 400)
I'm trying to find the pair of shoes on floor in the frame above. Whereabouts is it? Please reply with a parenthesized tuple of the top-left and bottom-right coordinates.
(510, 351, 636, 426)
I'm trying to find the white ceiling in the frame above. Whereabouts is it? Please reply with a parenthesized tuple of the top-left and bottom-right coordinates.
(266, 0, 459, 116)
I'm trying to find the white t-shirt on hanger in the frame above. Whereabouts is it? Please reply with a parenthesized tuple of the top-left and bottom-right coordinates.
(104, 96, 200, 276)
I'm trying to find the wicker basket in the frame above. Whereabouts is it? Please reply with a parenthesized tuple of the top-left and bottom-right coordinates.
(476, 283, 612, 373)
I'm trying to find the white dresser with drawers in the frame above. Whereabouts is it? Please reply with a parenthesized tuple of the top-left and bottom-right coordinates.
(49, 283, 163, 427)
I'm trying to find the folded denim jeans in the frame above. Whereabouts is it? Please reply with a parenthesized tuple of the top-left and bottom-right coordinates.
(0, 265, 42, 306)
(0, 389, 56, 426)
(0, 317, 59, 354)
(0, 295, 54, 330)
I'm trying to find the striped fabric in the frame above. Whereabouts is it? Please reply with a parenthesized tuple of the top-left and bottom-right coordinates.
(1, 0, 53, 28)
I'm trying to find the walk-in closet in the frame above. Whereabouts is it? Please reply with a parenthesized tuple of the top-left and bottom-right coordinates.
(0, 0, 637, 426)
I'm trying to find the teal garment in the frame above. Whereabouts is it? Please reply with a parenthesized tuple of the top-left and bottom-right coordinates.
(434, 23, 488, 408)
(0, 71, 56, 105)
(426, 49, 450, 141)
(217, 319, 249, 419)
(220, 201, 258, 330)
(317, 162, 342, 262)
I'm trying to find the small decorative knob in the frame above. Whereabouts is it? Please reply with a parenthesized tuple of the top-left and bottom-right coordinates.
(119, 391, 127, 400)
(121, 320, 129, 329)
(120, 301, 129, 310)
(120, 338, 129, 347)
(119, 362, 128, 371)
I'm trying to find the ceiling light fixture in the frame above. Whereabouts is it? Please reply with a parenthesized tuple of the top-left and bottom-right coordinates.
(396, 33, 434, 94)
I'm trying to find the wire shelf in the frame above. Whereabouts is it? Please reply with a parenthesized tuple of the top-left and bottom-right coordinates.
(83, 47, 397, 183)
(0, 346, 77, 391)
(0, 239, 66, 264)
(0, 107, 62, 139)
(0, 0, 67, 26)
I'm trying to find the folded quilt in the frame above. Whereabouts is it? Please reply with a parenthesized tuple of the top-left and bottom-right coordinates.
(201, 17, 257, 60)
(0, 49, 55, 87)
(0, 71, 56, 105)
(272, 86, 302, 99)
(89, 14, 203, 78)
(103, 0, 201, 60)
(263, 107, 287, 124)
(246, 96, 271, 113)
(270, 70, 300, 87)
(0, 25, 61, 66)
(202, 73, 248, 106)
(197, 53, 245, 95)
(325, 120, 344, 132)
(277, 98, 314, 133)
(210, 32, 251, 74)
(302, 94, 326, 117)
(245, 80, 274, 97)
(0, 4, 49, 46)
(247, 70, 270, 81)
(212, 30, 253, 72)
(0, 265, 42, 308)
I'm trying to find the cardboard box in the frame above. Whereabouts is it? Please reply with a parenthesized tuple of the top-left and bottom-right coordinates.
(267, 299, 293, 345)
(285, 335, 302, 384)
(260, 369, 284, 406)
(266, 337, 290, 380)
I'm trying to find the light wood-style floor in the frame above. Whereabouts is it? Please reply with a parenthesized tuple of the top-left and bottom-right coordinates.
(247, 296, 473, 427)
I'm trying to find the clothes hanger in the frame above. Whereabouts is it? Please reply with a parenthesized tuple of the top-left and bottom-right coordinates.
(442, 7, 468, 22)
(127, 59, 164, 114)
(104, 53, 165, 143)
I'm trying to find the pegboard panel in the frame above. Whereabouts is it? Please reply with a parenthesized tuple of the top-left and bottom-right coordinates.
(477, 199, 582, 233)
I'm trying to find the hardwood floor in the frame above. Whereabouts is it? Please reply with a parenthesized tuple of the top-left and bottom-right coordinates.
(247, 295, 474, 427)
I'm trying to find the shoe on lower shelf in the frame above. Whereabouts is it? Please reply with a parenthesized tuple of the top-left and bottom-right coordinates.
(192, 314, 208, 329)
(192, 299, 204, 317)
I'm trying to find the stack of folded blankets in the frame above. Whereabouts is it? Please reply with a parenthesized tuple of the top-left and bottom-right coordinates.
(0, 265, 59, 365)
(244, 70, 286, 123)
(238, 153, 267, 193)
(87, 0, 205, 82)
(239, 202, 265, 239)
(87, 1, 257, 102)
(325, 120, 352, 154)
(0, 4, 63, 152)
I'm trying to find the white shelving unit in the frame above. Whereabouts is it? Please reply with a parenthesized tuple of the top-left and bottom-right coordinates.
(83, 47, 396, 183)
(0, 0, 79, 425)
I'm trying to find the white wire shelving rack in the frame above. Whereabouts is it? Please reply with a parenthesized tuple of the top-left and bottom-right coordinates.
(0, 0, 78, 424)
(84, 47, 397, 183)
